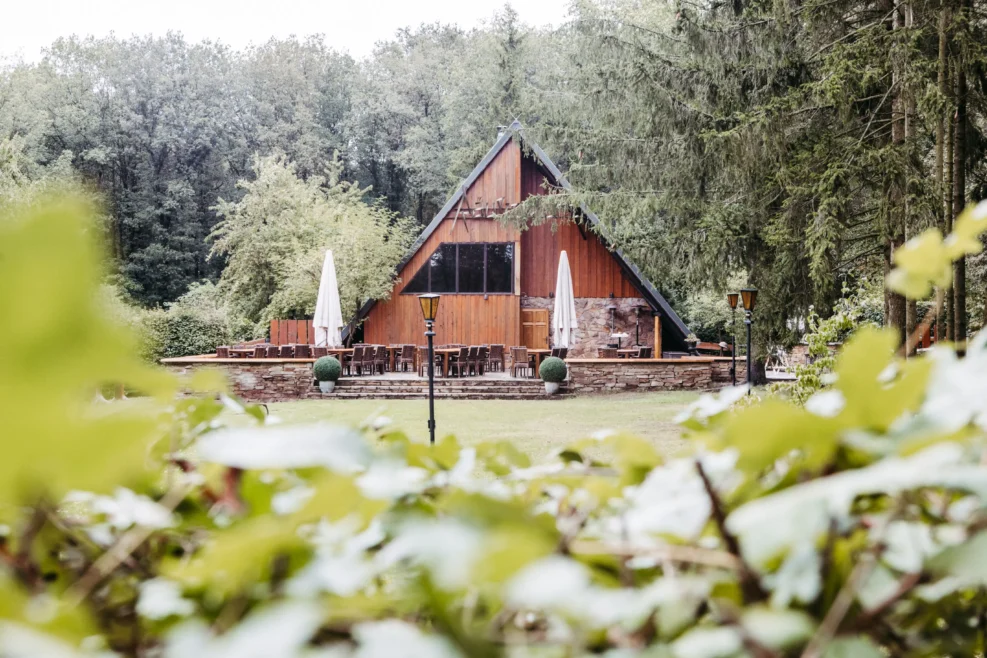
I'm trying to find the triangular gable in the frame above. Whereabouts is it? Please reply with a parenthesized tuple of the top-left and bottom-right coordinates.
(351, 121, 691, 341)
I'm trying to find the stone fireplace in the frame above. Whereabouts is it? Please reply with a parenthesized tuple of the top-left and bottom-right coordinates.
(521, 296, 655, 358)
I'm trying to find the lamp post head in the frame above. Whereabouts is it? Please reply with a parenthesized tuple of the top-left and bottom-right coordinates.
(726, 292, 739, 310)
(740, 288, 758, 313)
(418, 294, 441, 323)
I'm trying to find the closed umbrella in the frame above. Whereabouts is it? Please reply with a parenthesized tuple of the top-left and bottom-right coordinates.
(552, 250, 578, 348)
(313, 250, 344, 348)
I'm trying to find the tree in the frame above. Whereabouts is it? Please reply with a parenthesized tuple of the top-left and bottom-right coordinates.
(209, 155, 417, 327)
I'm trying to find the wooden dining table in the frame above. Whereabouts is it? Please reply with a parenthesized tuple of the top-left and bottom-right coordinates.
(229, 347, 258, 358)
(386, 345, 406, 372)
(432, 347, 464, 377)
(526, 348, 552, 375)
(617, 348, 640, 358)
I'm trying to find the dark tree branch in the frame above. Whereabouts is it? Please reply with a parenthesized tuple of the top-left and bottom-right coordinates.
(695, 460, 767, 603)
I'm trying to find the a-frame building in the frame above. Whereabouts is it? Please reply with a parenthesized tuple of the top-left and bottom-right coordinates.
(356, 121, 690, 357)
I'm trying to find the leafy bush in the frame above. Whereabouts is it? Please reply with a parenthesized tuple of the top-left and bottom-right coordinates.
(142, 308, 229, 359)
(11, 197, 987, 657)
(313, 356, 341, 381)
(539, 355, 567, 382)
(775, 280, 880, 404)
(105, 281, 256, 361)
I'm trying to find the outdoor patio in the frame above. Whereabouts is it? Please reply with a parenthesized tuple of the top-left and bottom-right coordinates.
(162, 346, 742, 401)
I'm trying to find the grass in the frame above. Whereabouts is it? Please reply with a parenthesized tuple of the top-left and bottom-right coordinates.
(262, 392, 699, 463)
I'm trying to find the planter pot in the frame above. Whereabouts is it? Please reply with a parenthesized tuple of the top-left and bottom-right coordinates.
(544, 381, 560, 395)
(318, 380, 336, 394)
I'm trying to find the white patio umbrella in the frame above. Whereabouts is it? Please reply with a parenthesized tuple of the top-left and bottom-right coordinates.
(552, 250, 578, 348)
(313, 250, 344, 348)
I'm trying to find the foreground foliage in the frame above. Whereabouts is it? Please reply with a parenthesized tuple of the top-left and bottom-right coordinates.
(7, 198, 987, 657)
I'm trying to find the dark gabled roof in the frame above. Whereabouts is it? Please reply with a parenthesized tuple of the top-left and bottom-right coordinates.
(350, 121, 690, 341)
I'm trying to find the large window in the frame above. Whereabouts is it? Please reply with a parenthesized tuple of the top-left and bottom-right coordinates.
(403, 242, 514, 294)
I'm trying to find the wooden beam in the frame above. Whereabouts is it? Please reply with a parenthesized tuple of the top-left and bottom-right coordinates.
(514, 240, 521, 296)
(654, 315, 662, 357)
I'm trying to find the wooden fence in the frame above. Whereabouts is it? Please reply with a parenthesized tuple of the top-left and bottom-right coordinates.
(269, 320, 315, 346)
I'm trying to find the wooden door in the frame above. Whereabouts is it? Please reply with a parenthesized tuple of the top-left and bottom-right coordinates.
(521, 309, 549, 349)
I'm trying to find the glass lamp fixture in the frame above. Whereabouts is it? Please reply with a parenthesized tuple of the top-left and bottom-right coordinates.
(727, 292, 739, 310)
(418, 294, 441, 322)
(740, 288, 758, 312)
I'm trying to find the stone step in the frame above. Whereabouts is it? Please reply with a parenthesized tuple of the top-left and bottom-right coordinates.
(334, 380, 542, 387)
(332, 385, 547, 393)
(324, 392, 571, 400)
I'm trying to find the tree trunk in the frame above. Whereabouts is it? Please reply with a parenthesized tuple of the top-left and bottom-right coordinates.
(953, 56, 967, 345)
(938, 6, 953, 341)
(903, 0, 918, 343)
(886, 1, 907, 347)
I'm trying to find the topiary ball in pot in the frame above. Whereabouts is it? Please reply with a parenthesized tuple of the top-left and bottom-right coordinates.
(539, 356, 567, 394)
(313, 356, 342, 393)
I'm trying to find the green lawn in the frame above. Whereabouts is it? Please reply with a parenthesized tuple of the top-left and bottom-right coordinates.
(262, 392, 698, 462)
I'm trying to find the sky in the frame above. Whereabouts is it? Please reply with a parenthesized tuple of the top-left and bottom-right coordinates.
(0, 0, 572, 61)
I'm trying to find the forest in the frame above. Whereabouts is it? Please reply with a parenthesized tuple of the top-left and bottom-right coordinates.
(2, 0, 987, 350)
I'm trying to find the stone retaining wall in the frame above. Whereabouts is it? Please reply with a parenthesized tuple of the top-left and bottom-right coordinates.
(566, 357, 746, 394)
(161, 356, 745, 401)
(164, 359, 320, 402)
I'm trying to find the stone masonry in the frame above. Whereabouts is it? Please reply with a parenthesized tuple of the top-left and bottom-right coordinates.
(165, 360, 320, 402)
(521, 296, 654, 357)
(566, 357, 746, 394)
(162, 355, 745, 401)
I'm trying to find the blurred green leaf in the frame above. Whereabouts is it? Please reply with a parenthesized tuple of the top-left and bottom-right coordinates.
(0, 197, 175, 510)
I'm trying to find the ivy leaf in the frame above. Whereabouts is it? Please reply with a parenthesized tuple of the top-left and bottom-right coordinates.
(928, 531, 987, 582)
(834, 328, 930, 431)
(719, 398, 838, 474)
(822, 637, 884, 658)
(196, 424, 371, 472)
(741, 607, 814, 650)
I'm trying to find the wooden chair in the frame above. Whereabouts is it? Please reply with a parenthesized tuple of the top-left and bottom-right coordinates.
(551, 347, 568, 359)
(417, 347, 430, 377)
(399, 344, 417, 372)
(361, 346, 377, 375)
(511, 347, 532, 378)
(279, 345, 295, 358)
(471, 346, 489, 376)
(266, 345, 280, 358)
(463, 346, 480, 376)
(598, 347, 618, 358)
(294, 344, 311, 358)
(252, 346, 267, 358)
(449, 347, 469, 377)
(638, 346, 653, 358)
(216, 346, 229, 358)
(345, 345, 364, 376)
(312, 346, 328, 358)
(486, 344, 505, 372)
(371, 345, 387, 375)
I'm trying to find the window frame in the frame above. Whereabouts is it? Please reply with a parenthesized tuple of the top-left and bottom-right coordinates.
(401, 242, 515, 295)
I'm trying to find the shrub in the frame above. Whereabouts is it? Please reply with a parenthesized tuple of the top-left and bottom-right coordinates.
(539, 356, 567, 382)
(142, 309, 229, 359)
(313, 356, 342, 382)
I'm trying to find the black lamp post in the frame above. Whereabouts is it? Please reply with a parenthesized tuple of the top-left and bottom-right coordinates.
(726, 292, 739, 386)
(418, 293, 441, 444)
(740, 288, 758, 393)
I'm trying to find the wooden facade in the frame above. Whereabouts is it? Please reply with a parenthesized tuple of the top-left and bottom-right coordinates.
(360, 124, 689, 351)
